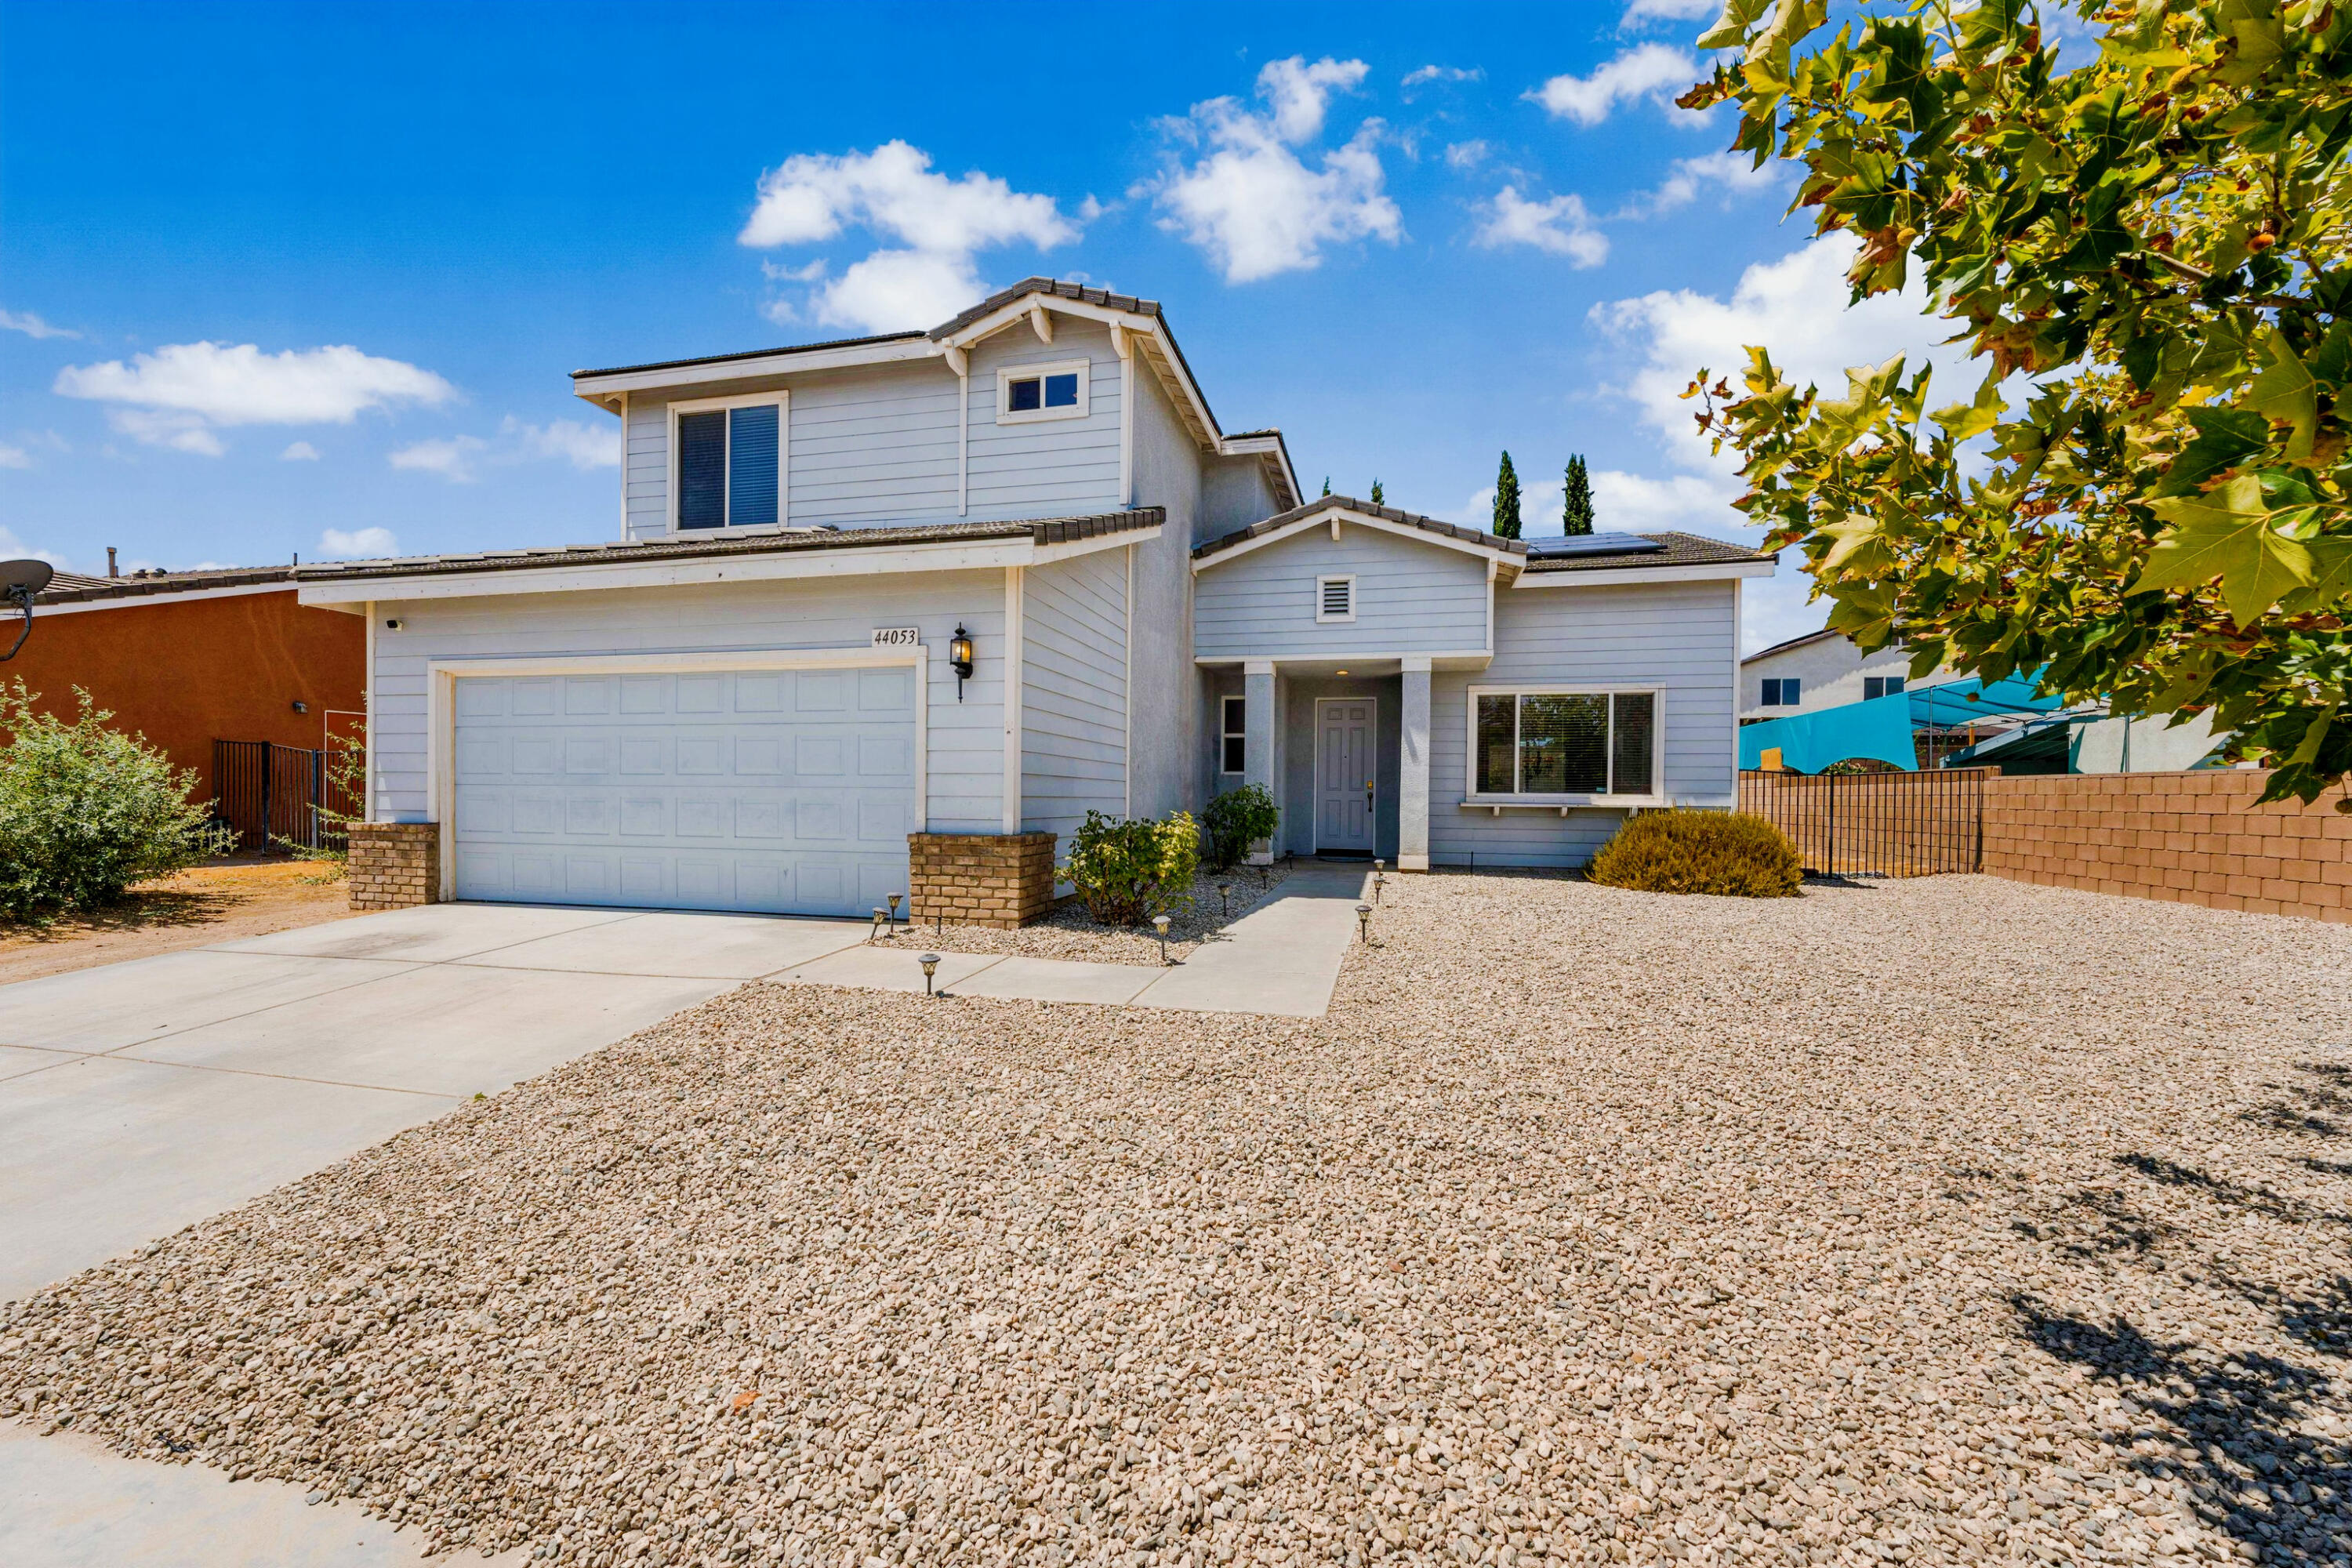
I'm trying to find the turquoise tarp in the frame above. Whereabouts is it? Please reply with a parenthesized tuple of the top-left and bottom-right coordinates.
(1737, 673, 2065, 773)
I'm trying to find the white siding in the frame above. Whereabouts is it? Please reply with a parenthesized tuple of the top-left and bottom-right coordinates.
(368, 572, 1009, 837)
(963, 318, 1123, 521)
(1194, 525, 1490, 661)
(1021, 548, 1129, 855)
(1429, 579, 1740, 868)
(1127, 359, 1203, 819)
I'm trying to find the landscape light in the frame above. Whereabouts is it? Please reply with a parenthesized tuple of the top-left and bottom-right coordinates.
(1373, 868, 1386, 906)
(1152, 913, 1172, 965)
(919, 953, 942, 996)
(1356, 903, 1373, 944)
(887, 891, 903, 925)
(869, 907, 888, 943)
(1217, 880, 1232, 917)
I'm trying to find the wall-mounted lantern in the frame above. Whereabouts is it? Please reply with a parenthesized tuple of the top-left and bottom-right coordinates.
(949, 623, 975, 701)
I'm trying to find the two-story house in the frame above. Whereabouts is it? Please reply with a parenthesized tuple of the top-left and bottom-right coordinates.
(297, 279, 1772, 919)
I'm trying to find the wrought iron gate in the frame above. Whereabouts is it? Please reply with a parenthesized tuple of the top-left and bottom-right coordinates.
(211, 739, 349, 852)
(1737, 766, 1990, 877)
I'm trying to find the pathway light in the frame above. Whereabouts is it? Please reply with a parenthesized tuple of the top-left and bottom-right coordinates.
(870, 907, 887, 943)
(887, 891, 903, 925)
(1217, 881, 1232, 917)
(919, 953, 942, 996)
(1152, 913, 1172, 965)
(1356, 903, 1373, 944)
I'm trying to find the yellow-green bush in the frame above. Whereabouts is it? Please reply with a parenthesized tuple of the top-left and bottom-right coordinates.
(1585, 810, 1802, 898)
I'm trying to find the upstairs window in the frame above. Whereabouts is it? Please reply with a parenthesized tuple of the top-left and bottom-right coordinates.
(1316, 575, 1356, 623)
(1221, 695, 1247, 775)
(1473, 689, 1657, 798)
(1759, 676, 1802, 706)
(1863, 675, 1906, 701)
(673, 394, 784, 531)
(997, 360, 1090, 423)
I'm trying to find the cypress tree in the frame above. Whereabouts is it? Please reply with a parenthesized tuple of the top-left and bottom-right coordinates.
(1369, 478, 1384, 505)
(1320, 475, 1331, 497)
(1492, 452, 1522, 539)
(1562, 454, 1594, 535)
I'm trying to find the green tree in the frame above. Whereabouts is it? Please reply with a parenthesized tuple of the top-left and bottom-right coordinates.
(1682, 0, 2352, 806)
(1563, 454, 1595, 535)
(1320, 475, 1331, 497)
(1370, 478, 1385, 505)
(1493, 451, 1523, 539)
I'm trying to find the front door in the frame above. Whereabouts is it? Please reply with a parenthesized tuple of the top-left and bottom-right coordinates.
(1316, 699, 1376, 855)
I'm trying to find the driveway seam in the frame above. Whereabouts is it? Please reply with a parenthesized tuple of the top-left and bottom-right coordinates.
(85, 960, 434, 1057)
(84, 1053, 465, 1100)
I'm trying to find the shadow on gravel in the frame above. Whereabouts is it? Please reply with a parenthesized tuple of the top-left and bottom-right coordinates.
(2013, 1296, 2351, 1563)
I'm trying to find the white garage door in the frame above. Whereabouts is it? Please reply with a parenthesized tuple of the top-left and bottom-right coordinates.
(450, 666, 916, 916)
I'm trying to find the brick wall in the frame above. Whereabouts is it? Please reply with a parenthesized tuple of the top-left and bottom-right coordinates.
(908, 832, 1056, 930)
(1983, 770, 2350, 923)
(347, 822, 441, 911)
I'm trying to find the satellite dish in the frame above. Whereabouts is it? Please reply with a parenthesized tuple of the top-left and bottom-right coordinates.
(2, 557, 53, 662)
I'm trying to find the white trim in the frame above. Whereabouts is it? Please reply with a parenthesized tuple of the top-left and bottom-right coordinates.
(296, 525, 1160, 608)
(571, 334, 943, 398)
(1112, 325, 1134, 506)
(1002, 566, 1025, 833)
(1195, 648, 1492, 670)
(954, 360, 970, 516)
(1512, 560, 1775, 588)
(995, 358, 1091, 425)
(423, 644, 929, 901)
(1314, 575, 1357, 624)
(666, 390, 789, 533)
(1192, 508, 1522, 572)
(29, 580, 299, 617)
(1219, 693, 1247, 776)
(1123, 543, 1134, 817)
(1310, 695, 1378, 856)
(1027, 303, 1054, 344)
(1242, 658, 1276, 677)
(1461, 683, 1668, 809)
(616, 390, 630, 540)
(364, 602, 377, 820)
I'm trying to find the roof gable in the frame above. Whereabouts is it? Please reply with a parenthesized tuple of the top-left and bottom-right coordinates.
(1192, 496, 1525, 572)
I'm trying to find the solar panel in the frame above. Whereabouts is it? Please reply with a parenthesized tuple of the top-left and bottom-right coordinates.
(1523, 532, 1668, 559)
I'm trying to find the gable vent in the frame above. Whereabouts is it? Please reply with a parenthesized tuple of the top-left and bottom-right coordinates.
(1318, 576, 1355, 621)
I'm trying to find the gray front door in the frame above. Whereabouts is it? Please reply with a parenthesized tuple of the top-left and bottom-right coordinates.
(1316, 699, 1375, 853)
(450, 667, 916, 916)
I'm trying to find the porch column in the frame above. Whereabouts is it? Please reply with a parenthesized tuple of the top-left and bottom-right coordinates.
(1243, 659, 1277, 865)
(1399, 655, 1432, 871)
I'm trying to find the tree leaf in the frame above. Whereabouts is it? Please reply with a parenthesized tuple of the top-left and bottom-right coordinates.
(2288, 708, 2333, 768)
(2154, 408, 2270, 497)
(1698, 0, 1773, 51)
(2139, 476, 2316, 623)
(1748, 0, 1828, 67)
(1931, 369, 2007, 441)
(2246, 330, 2318, 459)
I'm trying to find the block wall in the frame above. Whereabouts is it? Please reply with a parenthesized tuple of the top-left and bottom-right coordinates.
(347, 822, 441, 911)
(1982, 770, 2350, 923)
(908, 831, 1057, 930)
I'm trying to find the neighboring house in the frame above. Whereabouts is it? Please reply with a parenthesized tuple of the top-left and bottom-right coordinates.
(296, 278, 1773, 918)
(12, 564, 366, 802)
(1740, 628, 1947, 720)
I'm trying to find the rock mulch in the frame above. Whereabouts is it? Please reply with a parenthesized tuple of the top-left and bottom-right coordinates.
(914, 863, 1293, 965)
(6, 873, 2351, 1568)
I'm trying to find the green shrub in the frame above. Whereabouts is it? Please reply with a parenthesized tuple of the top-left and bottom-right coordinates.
(1060, 808, 1200, 926)
(1585, 809, 1802, 898)
(1200, 782, 1278, 871)
(0, 680, 228, 918)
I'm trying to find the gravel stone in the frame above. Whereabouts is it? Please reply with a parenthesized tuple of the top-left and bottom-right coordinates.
(5, 872, 2350, 1568)
(913, 864, 1294, 964)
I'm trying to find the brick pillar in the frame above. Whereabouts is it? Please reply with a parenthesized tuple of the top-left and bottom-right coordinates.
(908, 831, 1057, 929)
(346, 822, 441, 911)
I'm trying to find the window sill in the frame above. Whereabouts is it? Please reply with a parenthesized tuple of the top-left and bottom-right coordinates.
(1457, 794, 1664, 816)
(669, 521, 829, 537)
(996, 406, 1087, 426)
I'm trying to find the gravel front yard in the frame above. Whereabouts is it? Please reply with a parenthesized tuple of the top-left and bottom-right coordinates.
(920, 864, 1293, 965)
(5, 873, 2350, 1568)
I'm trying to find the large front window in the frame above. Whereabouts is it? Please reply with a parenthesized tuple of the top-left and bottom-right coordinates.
(675, 397, 782, 530)
(1474, 690, 1657, 797)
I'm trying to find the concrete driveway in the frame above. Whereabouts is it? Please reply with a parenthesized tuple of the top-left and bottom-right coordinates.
(0, 902, 872, 1303)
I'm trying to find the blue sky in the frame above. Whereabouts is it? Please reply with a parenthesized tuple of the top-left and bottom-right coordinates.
(0, 0, 1965, 650)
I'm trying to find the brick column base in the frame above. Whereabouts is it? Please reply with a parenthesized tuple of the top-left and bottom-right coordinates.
(909, 832, 1056, 929)
(347, 822, 441, 911)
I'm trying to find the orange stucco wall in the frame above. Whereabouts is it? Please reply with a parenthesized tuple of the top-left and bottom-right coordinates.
(2, 588, 365, 801)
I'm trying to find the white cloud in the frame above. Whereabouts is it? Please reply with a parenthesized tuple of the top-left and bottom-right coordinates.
(502, 416, 620, 470)
(0, 445, 30, 470)
(387, 434, 486, 482)
(281, 441, 321, 461)
(1475, 187, 1609, 267)
(1623, 150, 1785, 217)
(1620, 0, 1719, 26)
(1147, 57, 1401, 284)
(1529, 44, 1695, 127)
(1401, 64, 1482, 95)
(738, 141, 1078, 333)
(0, 525, 67, 567)
(53, 341, 455, 456)
(0, 308, 78, 340)
(318, 527, 397, 559)
(1444, 140, 1490, 171)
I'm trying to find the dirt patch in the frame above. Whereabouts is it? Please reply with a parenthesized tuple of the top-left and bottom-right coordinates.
(0, 858, 356, 985)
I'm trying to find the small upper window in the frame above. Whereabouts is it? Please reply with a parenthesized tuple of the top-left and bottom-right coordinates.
(1221, 695, 1247, 775)
(1863, 675, 1906, 701)
(674, 397, 782, 531)
(1316, 575, 1356, 623)
(1759, 677, 1802, 706)
(998, 360, 1090, 423)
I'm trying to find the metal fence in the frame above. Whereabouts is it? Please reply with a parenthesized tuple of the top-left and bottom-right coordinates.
(1737, 766, 1991, 877)
(212, 739, 356, 852)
